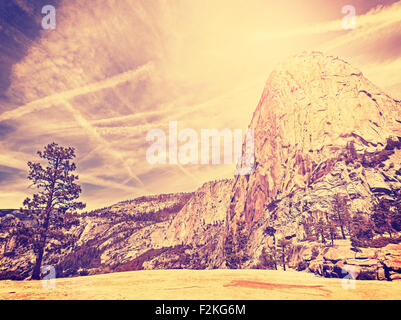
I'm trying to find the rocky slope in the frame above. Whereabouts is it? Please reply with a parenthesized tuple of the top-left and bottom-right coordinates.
(229, 52, 401, 225)
(2, 52, 401, 281)
(145, 179, 233, 270)
(0, 192, 193, 279)
(0, 180, 232, 279)
(225, 52, 401, 279)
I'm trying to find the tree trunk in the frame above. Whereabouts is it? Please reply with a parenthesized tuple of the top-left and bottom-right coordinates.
(31, 245, 44, 280)
(31, 206, 52, 280)
(337, 212, 346, 239)
(340, 225, 346, 239)
(387, 218, 393, 238)
(272, 249, 277, 270)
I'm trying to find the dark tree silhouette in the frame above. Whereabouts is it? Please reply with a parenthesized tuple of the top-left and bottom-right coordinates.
(331, 194, 351, 239)
(350, 213, 374, 240)
(22, 143, 85, 280)
(327, 220, 338, 246)
(259, 247, 278, 270)
(264, 226, 277, 245)
(313, 217, 328, 244)
(372, 198, 401, 238)
(277, 239, 291, 271)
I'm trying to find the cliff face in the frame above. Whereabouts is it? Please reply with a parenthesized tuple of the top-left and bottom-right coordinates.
(2, 52, 401, 281)
(225, 52, 401, 278)
(153, 179, 233, 269)
(0, 193, 193, 279)
(0, 180, 233, 278)
(229, 52, 401, 226)
(166, 179, 232, 246)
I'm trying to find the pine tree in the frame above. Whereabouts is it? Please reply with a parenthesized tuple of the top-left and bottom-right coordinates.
(277, 239, 291, 271)
(264, 226, 277, 245)
(327, 220, 338, 246)
(331, 194, 351, 239)
(259, 247, 277, 270)
(350, 213, 374, 240)
(323, 211, 338, 246)
(21, 143, 85, 280)
(390, 192, 401, 233)
(372, 198, 394, 238)
(313, 218, 328, 244)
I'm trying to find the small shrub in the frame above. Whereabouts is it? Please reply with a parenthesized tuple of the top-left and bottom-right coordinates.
(351, 236, 401, 248)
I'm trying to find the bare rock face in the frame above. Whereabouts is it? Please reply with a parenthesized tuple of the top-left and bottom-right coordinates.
(141, 179, 233, 270)
(230, 52, 401, 225)
(0, 180, 233, 278)
(3, 52, 401, 281)
(225, 52, 401, 271)
(166, 179, 232, 245)
(0, 193, 193, 279)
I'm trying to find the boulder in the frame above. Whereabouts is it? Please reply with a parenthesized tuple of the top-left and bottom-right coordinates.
(357, 267, 378, 280)
(345, 258, 379, 267)
(382, 243, 401, 257)
(324, 247, 355, 262)
(389, 272, 401, 281)
(301, 246, 318, 261)
(322, 261, 339, 278)
(377, 267, 387, 281)
(356, 248, 377, 259)
(383, 257, 401, 272)
(308, 259, 324, 276)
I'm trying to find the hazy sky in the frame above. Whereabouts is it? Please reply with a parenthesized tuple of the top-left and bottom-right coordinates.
(0, 0, 401, 210)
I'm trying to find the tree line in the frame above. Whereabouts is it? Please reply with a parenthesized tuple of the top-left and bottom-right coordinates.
(260, 192, 401, 270)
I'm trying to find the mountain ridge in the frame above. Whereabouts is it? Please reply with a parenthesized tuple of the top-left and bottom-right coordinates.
(2, 52, 401, 281)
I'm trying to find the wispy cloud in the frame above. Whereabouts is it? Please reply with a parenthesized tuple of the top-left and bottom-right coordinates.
(1, 0, 400, 210)
(251, 1, 401, 42)
(0, 62, 154, 121)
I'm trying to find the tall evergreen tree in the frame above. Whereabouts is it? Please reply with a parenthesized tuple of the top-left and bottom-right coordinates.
(313, 218, 328, 244)
(350, 213, 374, 240)
(22, 143, 85, 280)
(277, 239, 291, 271)
(331, 194, 351, 239)
(373, 198, 396, 238)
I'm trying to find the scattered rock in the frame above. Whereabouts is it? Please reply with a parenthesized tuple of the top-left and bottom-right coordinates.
(324, 247, 355, 262)
(356, 248, 377, 259)
(389, 272, 401, 281)
(345, 259, 379, 267)
(383, 257, 401, 272)
(308, 259, 325, 276)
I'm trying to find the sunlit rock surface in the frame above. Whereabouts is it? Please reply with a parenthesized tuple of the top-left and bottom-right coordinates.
(225, 52, 401, 279)
(230, 52, 401, 225)
(2, 52, 401, 281)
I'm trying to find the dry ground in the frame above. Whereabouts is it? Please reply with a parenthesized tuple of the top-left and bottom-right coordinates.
(1, 269, 401, 300)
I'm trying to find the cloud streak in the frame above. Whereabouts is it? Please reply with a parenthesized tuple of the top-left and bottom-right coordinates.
(0, 62, 155, 121)
(1, 0, 400, 210)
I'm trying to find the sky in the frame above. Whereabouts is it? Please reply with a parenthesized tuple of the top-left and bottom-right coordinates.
(0, 0, 400, 210)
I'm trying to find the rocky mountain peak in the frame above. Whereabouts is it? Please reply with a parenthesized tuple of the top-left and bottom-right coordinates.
(3, 53, 401, 281)
(229, 52, 401, 225)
